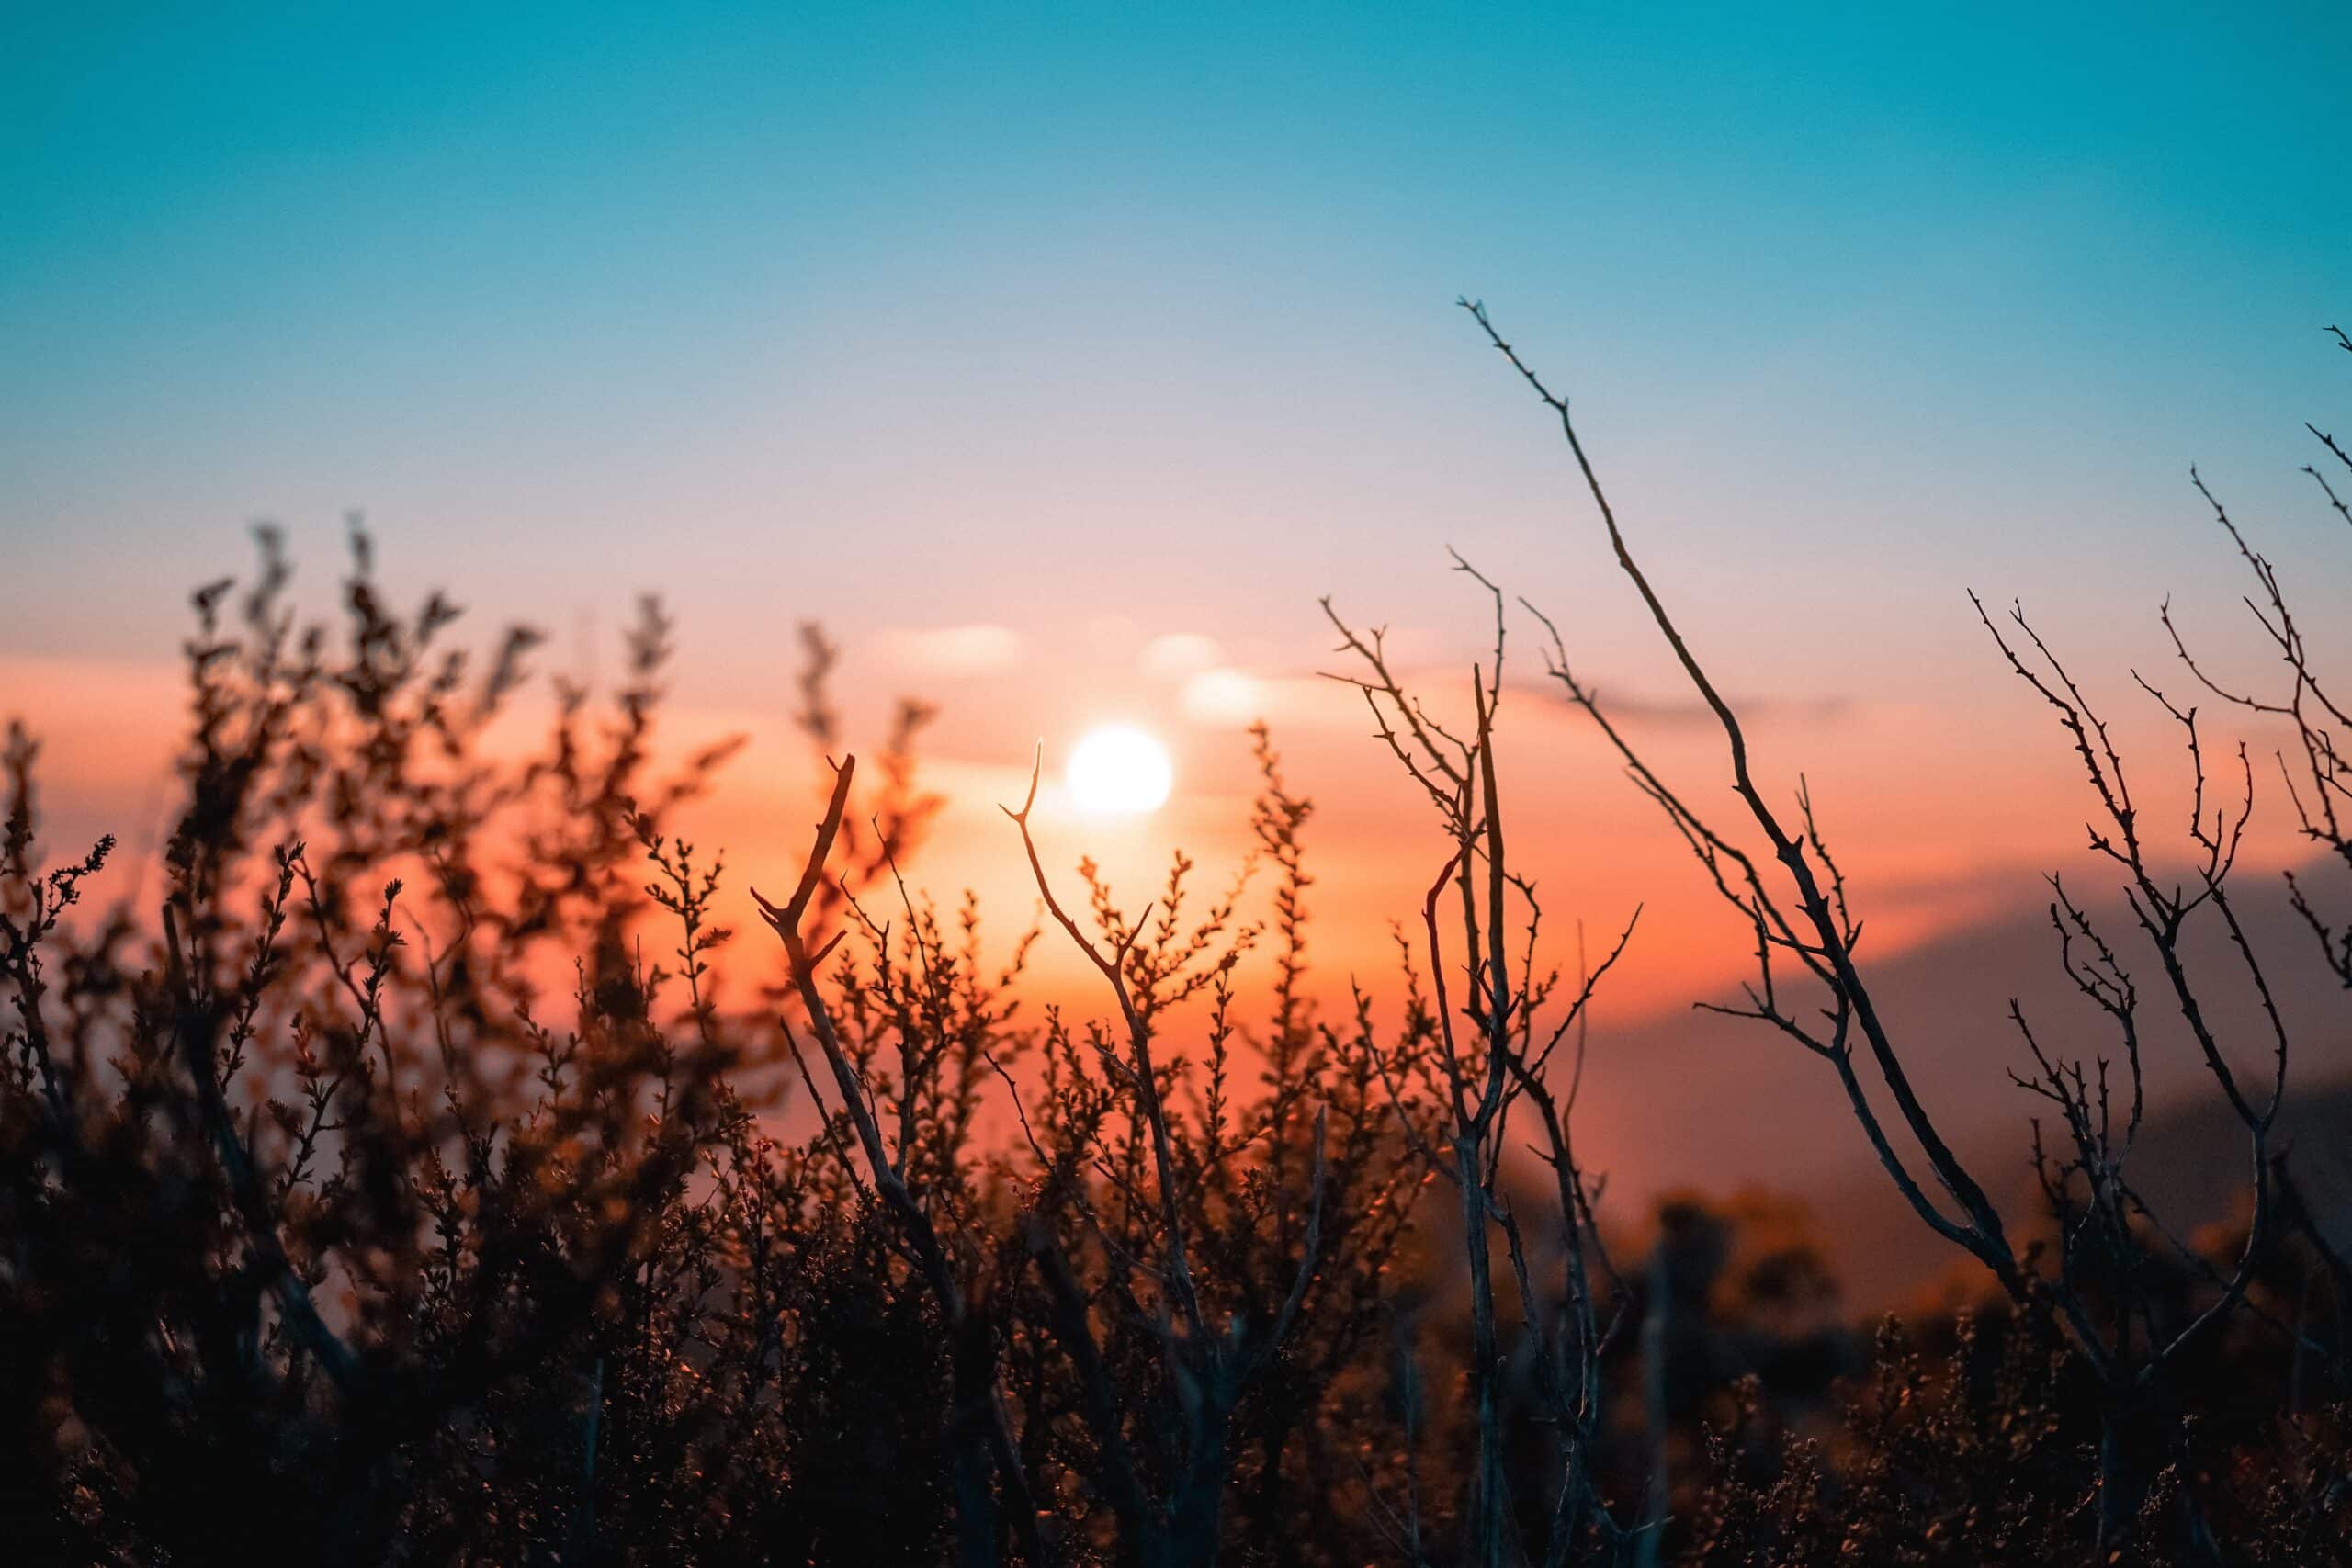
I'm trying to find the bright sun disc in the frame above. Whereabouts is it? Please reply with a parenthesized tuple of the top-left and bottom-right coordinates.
(1066, 725, 1172, 816)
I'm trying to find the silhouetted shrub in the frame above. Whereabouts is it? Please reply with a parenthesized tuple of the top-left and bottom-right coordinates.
(7, 314, 2350, 1566)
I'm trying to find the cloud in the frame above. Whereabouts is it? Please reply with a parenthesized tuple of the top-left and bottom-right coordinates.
(876, 624, 1024, 676)
(1527, 683, 1853, 730)
(1179, 667, 1266, 724)
(1140, 632, 1223, 681)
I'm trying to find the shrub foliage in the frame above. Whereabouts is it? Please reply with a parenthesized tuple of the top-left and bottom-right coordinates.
(6, 325, 2350, 1565)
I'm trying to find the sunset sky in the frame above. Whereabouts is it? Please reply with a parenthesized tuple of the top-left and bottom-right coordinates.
(7, 5, 2350, 1275)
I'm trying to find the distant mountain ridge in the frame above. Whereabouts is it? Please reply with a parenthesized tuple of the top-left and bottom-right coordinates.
(1566, 857, 2351, 1303)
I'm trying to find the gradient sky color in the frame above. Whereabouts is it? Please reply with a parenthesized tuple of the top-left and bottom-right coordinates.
(8, 4, 2348, 668)
(6, 6, 2350, 1279)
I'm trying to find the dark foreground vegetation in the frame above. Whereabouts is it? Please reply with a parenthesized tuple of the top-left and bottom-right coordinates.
(6, 321, 2349, 1565)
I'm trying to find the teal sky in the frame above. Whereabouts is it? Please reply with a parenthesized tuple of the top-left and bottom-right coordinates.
(6, 3, 2349, 716)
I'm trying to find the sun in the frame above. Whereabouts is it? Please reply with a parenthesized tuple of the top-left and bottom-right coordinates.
(1066, 725, 1172, 816)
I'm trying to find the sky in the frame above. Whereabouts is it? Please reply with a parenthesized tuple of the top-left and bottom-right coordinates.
(6, 3, 2350, 1265)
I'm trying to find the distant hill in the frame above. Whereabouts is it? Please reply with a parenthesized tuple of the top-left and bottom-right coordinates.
(1564, 858, 2352, 1305)
(2123, 1072, 2352, 1250)
(1804, 1071, 2352, 1307)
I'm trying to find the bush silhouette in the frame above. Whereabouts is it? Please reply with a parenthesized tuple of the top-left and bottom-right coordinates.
(6, 323, 2350, 1566)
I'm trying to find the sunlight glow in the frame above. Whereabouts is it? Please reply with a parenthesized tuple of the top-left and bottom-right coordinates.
(1066, 725, 1172, 816)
